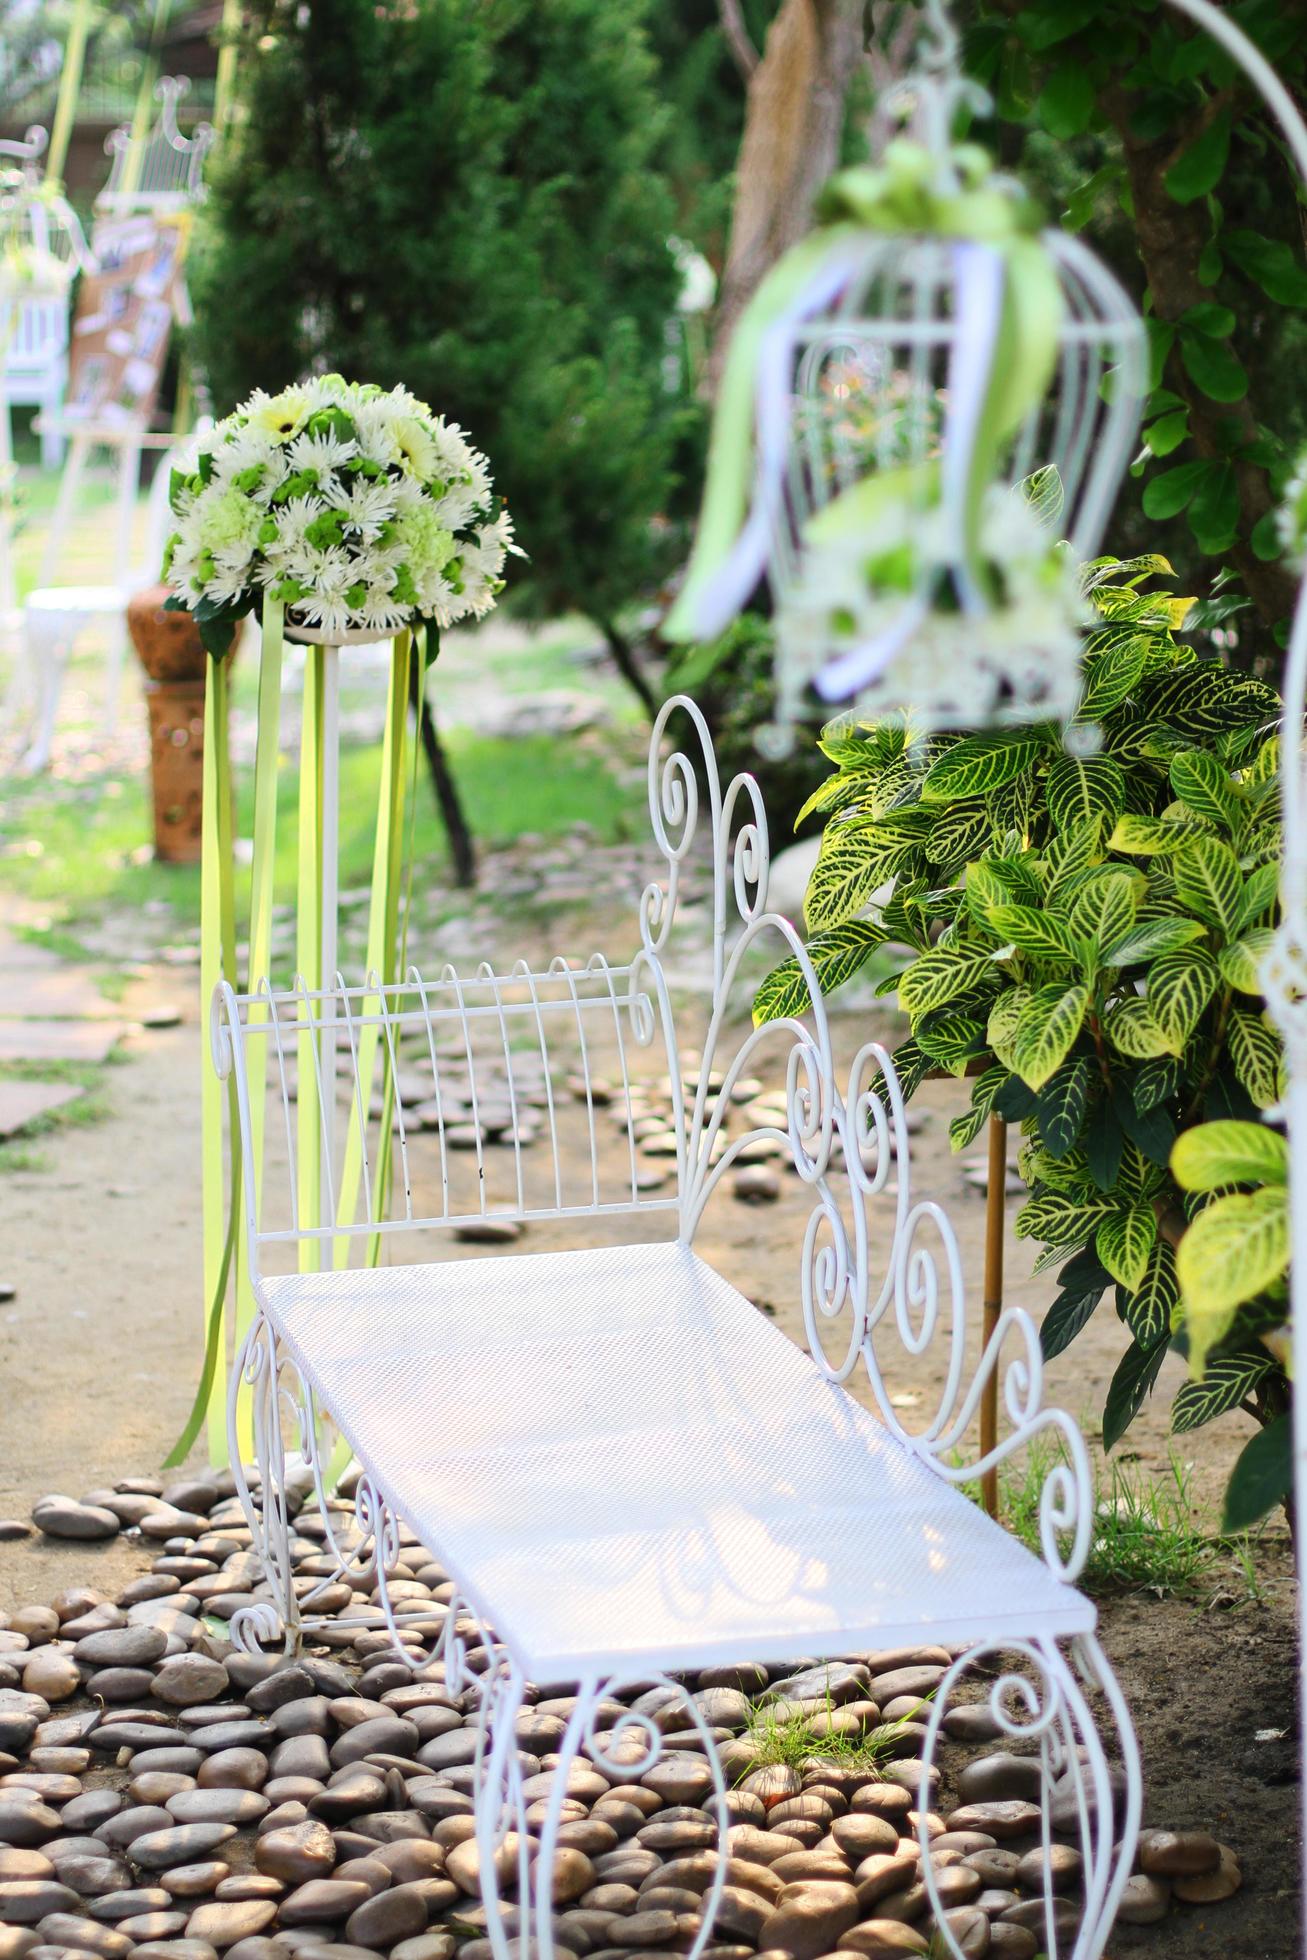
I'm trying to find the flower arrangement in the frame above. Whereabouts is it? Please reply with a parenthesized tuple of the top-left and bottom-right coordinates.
(774, 468, 1085, 734)
(163, 375, 518, 654)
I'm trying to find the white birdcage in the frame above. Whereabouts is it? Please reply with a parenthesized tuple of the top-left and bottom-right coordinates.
(668, 1, 1147, 740)
(0, 126, 96, 297)
(97, 76, 215, 213)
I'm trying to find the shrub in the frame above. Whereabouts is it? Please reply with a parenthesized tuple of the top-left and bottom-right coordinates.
(755, 554, 1291, 1526)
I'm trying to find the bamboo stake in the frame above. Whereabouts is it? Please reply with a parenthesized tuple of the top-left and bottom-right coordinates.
(47, 0, 93, 187)
(980, 1112, 1006, 1518)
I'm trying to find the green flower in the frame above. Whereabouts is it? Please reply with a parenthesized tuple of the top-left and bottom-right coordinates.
(393, 503, 455, 591)
(197, 486, 262, 559)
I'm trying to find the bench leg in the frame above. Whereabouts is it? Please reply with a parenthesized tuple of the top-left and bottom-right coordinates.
(461, 1660, 731, 1960)
(227, 1309, 302, 1658)
(918, 1631, 1142, 1960)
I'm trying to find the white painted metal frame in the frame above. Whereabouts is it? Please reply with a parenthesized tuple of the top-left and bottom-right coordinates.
(214, 694, 1142, 1960)
(96, 77, 215, 213)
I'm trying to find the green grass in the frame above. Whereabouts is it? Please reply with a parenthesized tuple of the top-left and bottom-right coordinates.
(0, 725, 641, 940)
(739, 1691, 928, 1779)
(0, 1056, 117, 1173)
(986, 1432, 1268, 1603)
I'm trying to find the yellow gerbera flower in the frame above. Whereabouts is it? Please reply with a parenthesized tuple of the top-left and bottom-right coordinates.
(248, 386, 311, 444)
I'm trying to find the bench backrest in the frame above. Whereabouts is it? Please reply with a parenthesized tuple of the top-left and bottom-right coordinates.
(212, 954, 684, 1269)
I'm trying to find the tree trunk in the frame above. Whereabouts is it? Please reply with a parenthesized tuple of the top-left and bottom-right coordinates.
(598, 616, 659, 717)
(707, 0, 868, 395)
(408, 659, 476, 889)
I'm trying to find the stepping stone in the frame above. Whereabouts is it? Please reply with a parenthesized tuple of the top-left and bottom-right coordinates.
(1, 970, 123, 1019)
(0, 1082, 84, 1140)
(0, 1020, 126, 1063)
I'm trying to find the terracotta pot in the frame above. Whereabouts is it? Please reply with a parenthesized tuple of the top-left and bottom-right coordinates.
(126, 583, 208, 683)
(144, 678, 206, 862)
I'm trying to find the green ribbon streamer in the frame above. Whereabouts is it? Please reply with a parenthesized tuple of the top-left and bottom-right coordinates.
(663, 139, 1059, 649)
(296, 645, 324, 1272)
(178, 652, 237, 1468)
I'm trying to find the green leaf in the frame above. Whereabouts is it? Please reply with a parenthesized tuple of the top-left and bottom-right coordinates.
(1096, 1205, 1158, 1291)
(1164, 107, 1230, 204)
(994, 1072, 1038, 1123)
(1077, 639, 1147, 720)
(916, 1010, 986, 1076)
(1224, 228, 1307, 306)
(986, 988, 1027, 1071)
(1103, 1338, 1168, 1451)
(1103, 917, 1206, 966)
(1113, 1079, 1177, 1166)
(804, 828, 908, 933)
(1040, 1286, 1105, 1361)
(1147, 949, 1220, 1047)
(1142, 409, 1190, 458)
(948, 1064, 1007, 1152)
(1172, 1118, 1287, 1191)
(1235, 862, 1280, 931)
(1108, 813, 1207, 856)
(1227, 1008, 1284, 1110)
(1222, 1415, 1292, 1532)
(1045, 754, 1127, 836)
(1038, 1056, 1094, 1159)
(753, 920, 887, 1025)
(1105, 996, 1174, 1060)
(1133, 1055, 1183, 1112)
(1218, 928, 1275, 995)
(1012, 982, 1090, 1091)
(1172, 836, 1243, 934)
(1180, 301, 1235, 338)
(1251, 509, 1284, 562)
(1141, 459, 1208, 520)
(1073, 870, 1137, 954)
(921, 731, 1046, 803)
(1187, 457, 1240, 549)
(1176, 1188, 1289, 1371)
(1180, 335, 1248, 405)
(1169, 750, 1240, 828)
(1124, 1238, 1179, 1351)
(1083, 1099, 1125, 1192)
(926, 802, 990, 870)
(1037, 61, 1094, 137)
(1017, 1189, 1119, 1244)
(1173, 1349, 1275, 1433)
(899, 948, 1000, 1019)
(987, 905, 1084, 963)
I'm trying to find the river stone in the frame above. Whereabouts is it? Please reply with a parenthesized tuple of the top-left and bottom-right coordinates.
(0, 1694, 46, 1755)
(836, 1925, 929, 1958)
(771, 1851, 853, 1887)
(712, 1887, 772, 1942)
(1173, 1845, 1241, 1903)
(0, 1802, 61, 1847)
(954, 1755, 1044, 1808)
(88, 1886, 173, 1922)
(329, 1717, 419, 1768)
(0, 1932, 37, 1960)
(154, 1658, 232, 1709)
(74, 1626, 168, 1668)
(279, 1880, 374, 1925)
(1137, 1828, 1221, 1878)
(0, 1878, 81, 1922)
(849, 1785, 912, 1821)
(256, 1821, 336, 1884)
(117, 1912, 191, 1942)
(52, 1854, 131, 1896)
(308, 1770, 387, 1823)
(133, 1775, 197, 1806)
(168, 1791, 270, 1829)
(831, 1815, 898, 1862)
(269, 1736, 331, 1781)
(133, 1942, 220, 1960)
(32, 1498, 120, 1542)
(853, 1850, 921, 1914)
(945, 1802, 1041, 1841)
(0, 1850, 53, 1881)
(20, 1652, 80, 1705)
(213, 1876, 281, 1903)
(160, 1863, 232, 1898)
(392, 1938, 457, 1960)
(198, 1750, 269, 1791)
(345, 1881, 430, 1947)
(185, 1900, 279, 1948)
(133, 1825, 240, 1871)
(985, 1932, 1037, 1960)
(759, 1880, 861, 1959)
(1014, 1843, 1081, 1894)
(33, 1912, 133, 1957)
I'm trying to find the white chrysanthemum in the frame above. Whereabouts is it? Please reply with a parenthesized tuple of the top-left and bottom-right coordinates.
(263, 494, 324, 556)
(288, 428, 359, 476)
(321, 475, 397, 539)
(351, 395, 402, 470)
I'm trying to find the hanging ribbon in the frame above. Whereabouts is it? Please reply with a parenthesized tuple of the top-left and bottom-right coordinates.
(663, 140, 1062, 677)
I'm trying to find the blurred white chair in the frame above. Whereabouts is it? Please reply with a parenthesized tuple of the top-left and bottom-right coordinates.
(3, 297, 68, 470)
(12, 434, 175, 773)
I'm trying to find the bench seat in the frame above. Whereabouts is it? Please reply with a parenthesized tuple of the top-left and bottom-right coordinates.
(261, 1239, 1093, 1679)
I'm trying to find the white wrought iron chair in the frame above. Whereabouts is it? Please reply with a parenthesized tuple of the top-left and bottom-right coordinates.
(213, 696, 1142, 1960)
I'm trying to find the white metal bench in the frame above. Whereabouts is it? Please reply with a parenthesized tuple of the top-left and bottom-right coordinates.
(214, 696, 1141, 1960)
